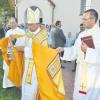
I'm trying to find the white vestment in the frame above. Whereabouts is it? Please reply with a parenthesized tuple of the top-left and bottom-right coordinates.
(3, 27, 25, 88)
(61, 25, 100, 100)
(21, 27, 41, 100)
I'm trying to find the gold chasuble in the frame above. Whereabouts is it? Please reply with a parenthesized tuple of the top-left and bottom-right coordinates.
(25, 27, 65, 99)
(0, 37, 24, 87)
(32, 42, 65, 100)
(25, 27, 48, 84)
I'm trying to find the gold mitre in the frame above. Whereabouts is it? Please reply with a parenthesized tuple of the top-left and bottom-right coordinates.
(27, 7, 40, 24)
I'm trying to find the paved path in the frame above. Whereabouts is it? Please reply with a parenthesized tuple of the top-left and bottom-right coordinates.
(62, 61, 76, 100)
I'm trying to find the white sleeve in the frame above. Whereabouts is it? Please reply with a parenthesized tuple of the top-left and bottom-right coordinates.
(19, 29, 25, 34)
(61, 36, 81, 61)
(61, 46, 77, 61)
(85, 47, 100, 64)
(15, 36, 26, 47)
(15, 29, 26, 46)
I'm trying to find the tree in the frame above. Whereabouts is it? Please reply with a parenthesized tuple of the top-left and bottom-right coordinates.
(0, 0, 15, 25)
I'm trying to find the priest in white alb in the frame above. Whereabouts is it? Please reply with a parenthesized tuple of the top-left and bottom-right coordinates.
(3, 17, 25, 89)
(56, 9, 100, 100)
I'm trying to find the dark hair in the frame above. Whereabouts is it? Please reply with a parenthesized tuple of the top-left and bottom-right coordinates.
(55, 20, 61, 26)
(84, 9, 98, 22)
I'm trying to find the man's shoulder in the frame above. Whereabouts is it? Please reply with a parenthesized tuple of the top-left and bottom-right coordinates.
(16, 27, 23, 31)
(96, 26, 100, 31)
(6, 29, 11, 32)
(39, 26, 47, 35)
(6, 29, 12, 36)
(77, 31, 85, 39)
(56, 27, 63, 33)
(16, 27, 25, 33)
(56, 27, 61, 30)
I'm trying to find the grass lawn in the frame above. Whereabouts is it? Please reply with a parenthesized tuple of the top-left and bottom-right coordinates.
(0, 51, 21, 100)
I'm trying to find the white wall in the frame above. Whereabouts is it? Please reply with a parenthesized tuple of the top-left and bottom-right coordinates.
(17, 0, 81, 36)
(53, 0, 81, 36)
(17, 0, 52, 25)
(91, 0, 100, 25)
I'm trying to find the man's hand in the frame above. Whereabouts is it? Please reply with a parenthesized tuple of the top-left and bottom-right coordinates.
(16, 46, 24, 52)
(9, 34, 15, 41)
(56, 47, 64, 53)
(81, 41, 88, 53)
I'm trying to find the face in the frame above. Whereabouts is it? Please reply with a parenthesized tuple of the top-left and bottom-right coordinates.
(82, 12, 95, 29)
(58, 22, 61, 28)
(80, 25, 85, 32)
(28, 23, 39, 32)
(9, 18, 17, 29)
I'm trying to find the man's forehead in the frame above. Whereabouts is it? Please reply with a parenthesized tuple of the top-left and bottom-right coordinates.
(28, 23, 36, 26)
(9, 19, 16, 23)
(83, 12, 90, 17)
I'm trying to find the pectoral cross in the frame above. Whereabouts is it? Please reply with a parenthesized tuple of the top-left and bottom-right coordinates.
(80, 83, 86, 90)
(79, 83, 87, 94)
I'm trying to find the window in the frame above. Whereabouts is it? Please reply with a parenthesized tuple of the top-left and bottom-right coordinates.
(80, 0, 86, 15)
(86, 0, 92, 10)
(80, 0, 92, 15)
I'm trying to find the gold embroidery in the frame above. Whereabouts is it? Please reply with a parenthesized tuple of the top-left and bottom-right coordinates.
(25, 29, 48, 84)
(25, 59, 34, 84)
(48, 55, 61, 78)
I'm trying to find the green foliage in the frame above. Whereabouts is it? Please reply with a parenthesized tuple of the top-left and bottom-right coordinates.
(0, 0, 15, 25)
(0, 51, 21, 100)
(0, 0, 9, 7)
